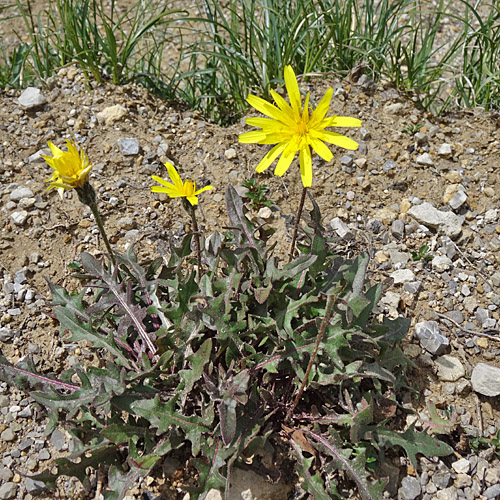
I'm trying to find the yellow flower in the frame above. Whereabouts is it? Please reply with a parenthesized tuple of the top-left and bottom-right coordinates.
(42, 139, 92, 199)
(239, 66, 361, 188)
(151, 162, 213, 206)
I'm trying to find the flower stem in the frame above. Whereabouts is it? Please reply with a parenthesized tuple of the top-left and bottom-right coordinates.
(88, 201, 115, 266)
(289, 186, 307, 260)
(189, 204, 203, 274)
(286, 294, 335, 422)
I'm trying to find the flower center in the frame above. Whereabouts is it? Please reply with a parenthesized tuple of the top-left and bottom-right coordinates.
(296, 120, 308, 137)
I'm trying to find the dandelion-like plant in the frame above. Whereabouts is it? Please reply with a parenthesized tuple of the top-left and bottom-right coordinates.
(151, 162, 213, 272)
(239, 66, 361, 257)
(42, 139, 115, 264)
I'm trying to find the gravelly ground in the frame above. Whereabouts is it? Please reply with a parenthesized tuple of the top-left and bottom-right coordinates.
(0, 64, 500, 499)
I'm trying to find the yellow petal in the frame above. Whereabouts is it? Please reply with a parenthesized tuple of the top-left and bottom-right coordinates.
(302, 93, 310, 122)
(247, 95, 288, 122)
(151, 185, 179, 195)
(165, 162, 184, 190)
(194, 185, 213, 195)
(245, 117, 277, 128)
(269, 90, 296, 124)
(239, 130, 269, 144)
(309, 88, 333, 127)
(186, 196, 198, 206)
(151, 175, 175, 189)
(255, 143, 287, 173)
(48, 142, 63, 157)
(274, 141, 298, 177)
(320, 131, 359, 150)
(299, 146, 312, 188)
(310, 138, 333, 161)
(325, 116, 362, 128)
(284, 66, 302, 115)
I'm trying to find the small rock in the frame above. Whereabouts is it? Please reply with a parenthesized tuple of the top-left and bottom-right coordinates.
(416, 152, 434, 166)
(118, 138, 140, 156)
(399, 476, 421, 500)
(483, 484, 500, 499)
(452, 458, 470, 474)
(38, 449, 51, 460)
(224, 148, 237, 160)
(414, 132, 428, 145)
(484, 209, 498, 223)
(328, 217, 353, 240)
(9, 187, 34, 202)
(25, 478, 48, 496)
(50, 429, 66, 451)
(391, 219, 405, 239)
(403, 281, 421, 294)
(438, 143, 453, 157)
(414, 321, 449, 355)
(124, 229, 140, 242)
(18, 87, 47, 110)
(0, 428, 15, 442)
(435, 354, 466, 382)
(432, 255, 453, 272)
(445, 170, 462, 183)
(390, 269, 415, 284)
(340, 155, 354, 167)
(432, 470, 452, 489)
(257, 207, 272, 219)
(205, 490, 223, 500)
(449, 190, 468, 210)
(117, 216, 136, 231)
(0, 328, 13, 342)
(385, 102, 403, 114)
(0, 482, 17, 500)
(408, 202, 464, 239)
(97, 104, 127, 125)
(360, 127, 371, 140)
(382, 160, 397, 172)
(471, 363, 500, 396)
(10, 211, 28, 226)
(435, 485, 458, 500)
(0, 468, 12, 482)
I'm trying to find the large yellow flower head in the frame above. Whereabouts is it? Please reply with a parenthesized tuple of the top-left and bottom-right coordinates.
(42, 139, 93, 199)
(239, 66, 361, 188)
(151, 162, 213, 206)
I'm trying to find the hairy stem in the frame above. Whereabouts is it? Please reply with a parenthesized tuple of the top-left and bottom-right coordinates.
(289, 186, 307, 261)
(189, 204, 203, 274)
(89, 201, 115, 266)
(287, 294, 335, 421)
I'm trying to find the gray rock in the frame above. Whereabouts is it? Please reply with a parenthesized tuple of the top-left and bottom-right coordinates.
(328, 217, 353, 240)
(0, 482, 17, 500)
(382, 160, 397, 172)
(0, 467, 12, 482)
(38, 449, 51, 460)
(25, 478, 48, 495)
(432, 255, 453, 272)
(399, 476, 421, 500)
(9, 187, 34, 201)
(483, 484, 500, 499)
(118, 138, 140, 156)
(10, 210, 28, 226)
(385, 102, 403, 114)
(432, 470, 451, 489)
(50, 428, 66, 451)
(435, 486, 458, 500)
(117, 216, 136, 230)
(0, 328, 13, 342)
(390, 269, 415, 284)
(449, 190, 468, 210)
(360, 127, 371, 140)
(403, 281, 422, 295)
(435, 355, 466, 382)
(416, 152, 434, 166)
(414, 132, 428, 145)
(0, 428, 15, 442)
(471, 363, 500, 396)
(340, 155, 354, 167)
(446, 310, 464, 325)
(484, 209, 498, 224)
(414, 321, 449, 355)
(18, 87, 47, 109)
(438, 143, 453, 157)
(408, 202, 464, 239)
(391, 219, 405, 239)
(452, 458, 470, 474)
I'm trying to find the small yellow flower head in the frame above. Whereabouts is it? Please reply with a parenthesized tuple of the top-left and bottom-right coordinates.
(151, 162, 213, 206)
(42, 139, 93, 199)
(239, 66, 362, 188)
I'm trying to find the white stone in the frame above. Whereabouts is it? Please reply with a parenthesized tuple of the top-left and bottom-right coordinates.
(10, 211, 28, 226)
(18, 87, 47, 109)
(9, 187, 34, 201)
(471, 363, 500, 396)
(484, 209, 498, 223)
(432, 255, 453, 272)
(452, 458, 470, 474)
(408, 202, 464, 239)
(257, 207, 272, 219)
(435, 355, 465, 382)
(328, 217, 353, 240)
(117, 138, 140, 156)
(224, 148, 237, 160)
(437, 143, 453, 157)
(390, 269, 415, 284)
(97, 104, 127, 125)
(416, 152, 434, 166)
(449, 190, 467, 210)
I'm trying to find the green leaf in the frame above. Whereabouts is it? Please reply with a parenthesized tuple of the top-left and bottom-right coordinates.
(376, 425, 453, 469)
(179, 339, 212, 397)
(290, 444, 331, 500)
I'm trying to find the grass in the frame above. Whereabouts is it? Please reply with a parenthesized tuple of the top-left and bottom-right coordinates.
(1, 0, 500, 123)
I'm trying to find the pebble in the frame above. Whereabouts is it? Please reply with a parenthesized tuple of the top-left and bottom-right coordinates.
(408, 202, 464, 239)
(438, 143, 453, 157)
(25, 478, 47, 495)
(360, 127, 371, 140)
(391, 219, 405, 239)
(471, 363, 500, 396)
(117, 216, 136, 230)
(399, 476, 421, 500)
(224, 148, 237, 160)
(435, 355, 466, 382)
(10, 211, 28, 226)
(0, 428, 15, 442)
(483, 484, 500, 499)
(340, 155, 354, 167)
(432, 255, 453, 272)
(449, 190, 468, 210)
(452, 458, 470, 474)
(17, 87, 46, 109)
(0, 328, 13, 342)
(118, 137, 140, 156)
(484, 209, 498, 223)
(390, 269, 415, 284)
(382, 160, 397, 172)
(50, 429, 66, 451)
(416, 152, 434, 166)
(9, 187, 34, 202)
(328, 217, 353, 240)
(414, 321, 449, 355)
(257, 207, 272, 219)
(385, 102, 403, 114)
(0, 482, 17, 500)
(97, 104, 127, 125)
(435, 486, 458, 500)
